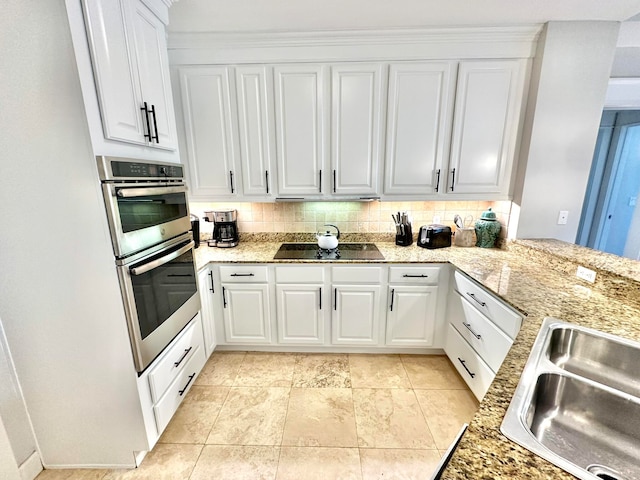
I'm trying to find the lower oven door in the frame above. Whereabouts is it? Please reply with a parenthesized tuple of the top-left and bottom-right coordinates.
(118, 233, 201, 372)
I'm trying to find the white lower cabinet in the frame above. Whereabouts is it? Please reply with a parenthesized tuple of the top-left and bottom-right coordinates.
(331, 266, 384, 346)
(332, 285, 382, 346)
(218, 265, 272, 344)
(386, 285, 438, 346)
(197, 265, 217, 356)
(444, 270, 524, 401)
(138, 314, 206, 447)
(222, 283, 272, 344)
(276, 285, 324, 344)
(445, 323, 495, 401)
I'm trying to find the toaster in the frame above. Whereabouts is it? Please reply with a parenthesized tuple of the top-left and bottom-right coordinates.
(417, 224, 452, 249)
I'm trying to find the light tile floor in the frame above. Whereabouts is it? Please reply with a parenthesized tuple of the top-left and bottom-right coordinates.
(36, 353, 478, 480)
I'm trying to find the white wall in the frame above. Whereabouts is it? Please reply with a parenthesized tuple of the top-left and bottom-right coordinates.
(514, 21, 620, 241)
(0, 0, 147, 468)
(0, 316, 36, 468)
(0, 417, 21, 480)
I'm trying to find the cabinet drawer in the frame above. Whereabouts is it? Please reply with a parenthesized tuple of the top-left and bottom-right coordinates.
(450, 293, 513, 373)
(220, 265, 268, 282)
(153, 344, 206, 434)
(453, 271, 522, 339)
(445, 324, 495, 402)
(332, 266, 383, 284)
(148, 315, 205, 403)
(275, 266, 324, 283)
(389, 266, 440, 284)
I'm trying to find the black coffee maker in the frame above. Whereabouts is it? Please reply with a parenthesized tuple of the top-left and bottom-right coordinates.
(204, 210, 239, 247)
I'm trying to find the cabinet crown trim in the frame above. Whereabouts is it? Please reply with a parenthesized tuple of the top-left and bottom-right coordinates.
(168, 26, 541, 63)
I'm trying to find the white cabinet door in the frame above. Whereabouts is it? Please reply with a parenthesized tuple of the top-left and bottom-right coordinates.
(385, 286, 438, 347)
(235, 66, 275, 196)
(130, 0, 177, 150)
(448, 60, 526, 194)
(222, 284, 271, 344)
(81, 0, 177, 149)
(276, 285, 324, 345)
(179, 66, 238, 197)
(330, 64, 383, 196)
(332, 285, 381, 346)
(384, 62, 456, 195)
(273, 64, 326, 196)
(81, 0, 145, 145)
(197, 267, 217, 356)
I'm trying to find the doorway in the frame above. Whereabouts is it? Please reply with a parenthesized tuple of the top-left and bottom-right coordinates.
(577, 110, 640, 259)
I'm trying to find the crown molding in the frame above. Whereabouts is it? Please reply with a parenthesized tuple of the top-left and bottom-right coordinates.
(168, 25, 542, 65)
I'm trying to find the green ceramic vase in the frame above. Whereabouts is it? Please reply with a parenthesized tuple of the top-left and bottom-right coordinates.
(475, 208, 501, 248)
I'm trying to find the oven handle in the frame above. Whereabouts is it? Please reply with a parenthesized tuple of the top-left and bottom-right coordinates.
(116, 185, 188, 198)
(130, 241, 195, 276)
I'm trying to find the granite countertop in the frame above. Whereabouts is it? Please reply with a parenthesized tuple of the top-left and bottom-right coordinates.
(194, 238, 640, 479)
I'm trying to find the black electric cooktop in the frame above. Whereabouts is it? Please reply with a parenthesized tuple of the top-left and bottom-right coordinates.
(274, 243, 385, 261)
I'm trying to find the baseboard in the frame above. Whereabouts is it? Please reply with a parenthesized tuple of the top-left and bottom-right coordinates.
(19, 451, 42, 480)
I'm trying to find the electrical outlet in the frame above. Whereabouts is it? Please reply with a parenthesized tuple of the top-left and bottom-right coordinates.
(576, 266, 596, 283)
(557, 210, 569, 225)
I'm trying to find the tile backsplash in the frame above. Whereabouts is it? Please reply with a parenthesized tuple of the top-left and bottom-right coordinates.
(190, 200, 513, 240)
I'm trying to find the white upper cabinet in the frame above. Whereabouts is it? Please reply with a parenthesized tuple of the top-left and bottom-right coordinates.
(81, 0, 177, 150)
(383, 62, 456, 195)
(330, 64, 384, 196)
(129, 0, 177, 149)
(235, 66, 276, 197)
(179, 66, 238, 198)
(273, 64, 326, 196)
(447, 59, 526, 195)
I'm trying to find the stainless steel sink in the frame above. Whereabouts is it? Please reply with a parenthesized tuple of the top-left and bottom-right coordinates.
(501, 318, 640, 480)
(547, 327, 640, 398)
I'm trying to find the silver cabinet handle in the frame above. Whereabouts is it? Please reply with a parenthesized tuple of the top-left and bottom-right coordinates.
(116, 185, 188, 198)
(466, 292, 487, 307)
(463, 322, 481, 339)
(130, 241, 194, 276)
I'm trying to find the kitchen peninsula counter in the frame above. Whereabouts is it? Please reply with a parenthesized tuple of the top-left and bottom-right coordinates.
(194, 239, 640, 479)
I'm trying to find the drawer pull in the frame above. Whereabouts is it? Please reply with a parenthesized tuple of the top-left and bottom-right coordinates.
(174, 347, 192, 368)
(178, 373, 196, 396)
(457, 357, 476, 378)
(466, 292, 487, 307)
(230, 273, 255, 277)
(462, 322, 482, 339)
(403, 274, 428, 278)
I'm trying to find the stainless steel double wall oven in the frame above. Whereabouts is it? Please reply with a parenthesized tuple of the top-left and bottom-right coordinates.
(98, 156, 200, 373)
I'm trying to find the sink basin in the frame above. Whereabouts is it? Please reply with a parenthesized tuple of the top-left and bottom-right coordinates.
(547, 327, 640, 398)
(501, 318, 640, 480)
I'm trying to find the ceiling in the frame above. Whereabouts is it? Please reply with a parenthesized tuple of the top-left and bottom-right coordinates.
(168, 0, 640, 33)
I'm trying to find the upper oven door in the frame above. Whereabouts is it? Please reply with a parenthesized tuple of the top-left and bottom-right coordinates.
(102, 183, 191, 257)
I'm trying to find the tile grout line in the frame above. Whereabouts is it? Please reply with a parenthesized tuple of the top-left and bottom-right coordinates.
(274, 353, 297, 480)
